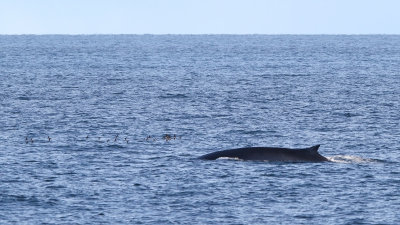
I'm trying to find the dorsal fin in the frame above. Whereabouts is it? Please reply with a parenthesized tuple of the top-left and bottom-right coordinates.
(308, 145, 320, 153)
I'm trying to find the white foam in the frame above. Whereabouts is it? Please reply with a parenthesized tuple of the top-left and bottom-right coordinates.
(327, 155, 381, 163)
(218, 157, 242, 161)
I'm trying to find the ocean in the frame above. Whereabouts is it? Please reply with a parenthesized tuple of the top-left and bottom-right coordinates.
(1, 35, 399, 224)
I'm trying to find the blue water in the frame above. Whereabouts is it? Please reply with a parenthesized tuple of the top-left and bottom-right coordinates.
(1, 35, 400, 224)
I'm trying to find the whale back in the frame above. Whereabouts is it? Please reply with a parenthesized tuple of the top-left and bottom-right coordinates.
(198, 145, 327, 162)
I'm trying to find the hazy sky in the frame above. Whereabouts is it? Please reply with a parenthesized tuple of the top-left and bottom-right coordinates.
(1, 0, 399, 34)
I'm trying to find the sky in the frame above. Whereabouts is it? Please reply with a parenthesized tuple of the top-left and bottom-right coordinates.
(0, 0, 399, 34)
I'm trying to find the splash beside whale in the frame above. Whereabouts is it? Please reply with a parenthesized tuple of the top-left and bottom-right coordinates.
(198, 145, 328, 162)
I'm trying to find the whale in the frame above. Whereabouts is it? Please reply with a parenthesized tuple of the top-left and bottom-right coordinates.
(198, 145, 328, 162)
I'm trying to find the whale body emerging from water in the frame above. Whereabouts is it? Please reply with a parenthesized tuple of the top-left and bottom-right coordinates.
(199, 145, 328, 162)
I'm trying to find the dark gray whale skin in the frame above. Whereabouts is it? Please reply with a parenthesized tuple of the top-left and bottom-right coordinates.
(199, 145, 328, 162)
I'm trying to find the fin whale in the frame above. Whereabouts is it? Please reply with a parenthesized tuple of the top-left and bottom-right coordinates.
(199, 145, 328, 162)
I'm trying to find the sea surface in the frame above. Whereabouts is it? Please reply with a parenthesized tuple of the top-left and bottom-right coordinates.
(1, 35, 400, 224)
